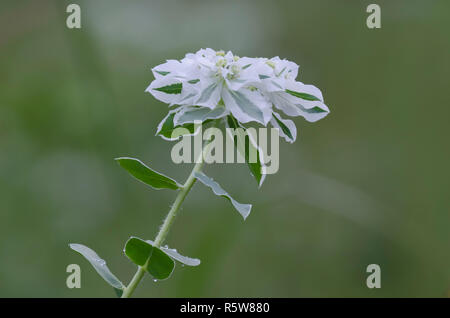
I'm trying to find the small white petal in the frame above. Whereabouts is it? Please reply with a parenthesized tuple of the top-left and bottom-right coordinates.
(270, 56, 299, 80)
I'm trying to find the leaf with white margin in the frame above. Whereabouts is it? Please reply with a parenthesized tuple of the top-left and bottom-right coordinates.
(295, 102, 330, 122)
(194, 171, 252, 220)
(174, 105, 228, 126)
(222, 88, 269, 125)
(286, 89, 321, 101)
(154, 70, 170, 76)
(146, 240, 200, 266)
(195, 82, 222, 108)
(69, 243, 124, 290)
(226, 115, 266, 187)
(154, 83, 182, 94)
(269, 82, 329, 123)
(115, 157, 181, 190)
(271, 112, 297, 143)
(156, 110, 202, 141)
(285, 82, 329, 112)
(146, 76, 183, 105)
(151, 59, 182, 78)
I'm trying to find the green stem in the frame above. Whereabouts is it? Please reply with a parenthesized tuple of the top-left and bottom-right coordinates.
(153, 157, 204, 248)
(121, 147, 207, 298)
(120, 265, 145, 298)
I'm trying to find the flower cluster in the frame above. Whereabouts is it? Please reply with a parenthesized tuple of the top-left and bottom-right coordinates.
(147, 48, 329, 142)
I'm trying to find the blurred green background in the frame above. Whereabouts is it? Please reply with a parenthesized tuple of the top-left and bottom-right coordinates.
(0, 0, 449, 297)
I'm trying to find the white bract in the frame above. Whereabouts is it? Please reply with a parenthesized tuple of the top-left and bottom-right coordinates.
(146, 48, 329, 143)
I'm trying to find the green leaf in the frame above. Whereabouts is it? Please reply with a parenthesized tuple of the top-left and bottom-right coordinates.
(146, 247, 175, 280)
(115, 157, 181, 190)
(194, 172, 252, 220)
(69, 243, 124, 290)
(242, 64, 252, 69)
(187, 79, 200, 84)
(285, 89, 321, 101)
(153, 83, 182, 94)
(226, 115, 266, 187)
(124, 237, 153, 266)
(124, 237, 175, 280)
(147, 240, 201, 266)
(273, 112, 293, 140)
(156, 111, 201, 141)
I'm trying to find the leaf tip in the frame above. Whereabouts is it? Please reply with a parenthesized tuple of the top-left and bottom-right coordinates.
(242, 205, 252, 221)
(257, 176, 265, 189)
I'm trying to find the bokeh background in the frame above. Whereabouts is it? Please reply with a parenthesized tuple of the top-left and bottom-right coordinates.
(0, 0, 449, 297)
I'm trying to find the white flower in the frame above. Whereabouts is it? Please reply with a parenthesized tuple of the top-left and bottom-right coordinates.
(146, 48, 330, 143)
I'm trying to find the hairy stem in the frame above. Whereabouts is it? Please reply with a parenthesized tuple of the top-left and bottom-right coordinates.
(121, 147, 207, 298)
(153, 157, 204, 248)
(120, 265, 145, 298)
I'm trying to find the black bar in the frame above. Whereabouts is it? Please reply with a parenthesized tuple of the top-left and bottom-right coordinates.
(0, 298, 446, 315)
